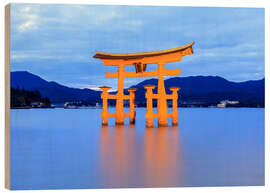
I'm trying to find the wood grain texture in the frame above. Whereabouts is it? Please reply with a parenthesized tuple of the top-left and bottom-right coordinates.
(5, 3, 11, 190)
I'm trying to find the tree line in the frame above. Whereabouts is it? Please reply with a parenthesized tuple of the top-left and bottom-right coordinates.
(11, 88, 51, 108)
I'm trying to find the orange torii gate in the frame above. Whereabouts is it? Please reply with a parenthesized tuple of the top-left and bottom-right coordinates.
(94, 41, 194, 127)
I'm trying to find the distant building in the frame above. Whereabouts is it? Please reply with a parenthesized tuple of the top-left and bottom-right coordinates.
(181, 101, 209, 107)
(217, 100, 239, 108)
(217, 103, 226, 108)
(31, 102, 53, 108)
(31, 102, 45, 108)
(64, 102, 78, 109)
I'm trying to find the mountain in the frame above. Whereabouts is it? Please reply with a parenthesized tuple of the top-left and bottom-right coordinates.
(129, 76, 265, 107)
(10, 71, 265, 107)
(11, 71, 101, 104)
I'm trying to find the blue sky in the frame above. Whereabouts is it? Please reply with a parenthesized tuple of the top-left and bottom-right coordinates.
(10, 4, 265, 90)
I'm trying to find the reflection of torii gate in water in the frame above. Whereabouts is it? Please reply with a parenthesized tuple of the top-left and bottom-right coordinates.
(94, 41, 194, 127)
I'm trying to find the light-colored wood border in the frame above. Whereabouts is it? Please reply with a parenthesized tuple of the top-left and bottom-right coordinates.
(5, 3, 11, 190)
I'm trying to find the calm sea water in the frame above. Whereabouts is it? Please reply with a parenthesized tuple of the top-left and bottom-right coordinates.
(10, 108, 265, 190)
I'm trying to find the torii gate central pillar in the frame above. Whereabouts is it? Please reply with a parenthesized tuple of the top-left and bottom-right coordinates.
(157, 62, 168, 126)
(116, 64, 125, 125)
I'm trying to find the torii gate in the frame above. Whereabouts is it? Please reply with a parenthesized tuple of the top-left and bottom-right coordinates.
(94, 41, 194, 127)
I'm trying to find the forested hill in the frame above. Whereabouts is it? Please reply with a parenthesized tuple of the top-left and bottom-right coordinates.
(11, 71, 264, 107)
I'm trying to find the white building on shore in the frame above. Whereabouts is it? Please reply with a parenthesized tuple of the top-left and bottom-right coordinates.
(217, 100, 239, 108)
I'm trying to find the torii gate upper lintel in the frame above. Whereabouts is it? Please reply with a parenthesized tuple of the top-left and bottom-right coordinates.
(94, 41, 194, 127)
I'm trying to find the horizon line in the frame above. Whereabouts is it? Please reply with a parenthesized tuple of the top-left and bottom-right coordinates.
(10, 70, 265, 91)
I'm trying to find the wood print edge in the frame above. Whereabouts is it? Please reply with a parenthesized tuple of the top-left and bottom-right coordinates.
(5, 3, 11, 190)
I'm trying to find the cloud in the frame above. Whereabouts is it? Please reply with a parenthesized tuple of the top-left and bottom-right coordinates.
(21, 6, 31, 12)
(12, 5, 40, 32)
(10, 4, 265, 89)
(18, 20, 36, 32)
(12, 4, 145, 33)
(11, 50, 88, 62)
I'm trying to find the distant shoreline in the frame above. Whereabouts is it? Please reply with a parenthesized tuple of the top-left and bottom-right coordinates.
(10, 106, 265, 109)
(11, 107, 55, 109)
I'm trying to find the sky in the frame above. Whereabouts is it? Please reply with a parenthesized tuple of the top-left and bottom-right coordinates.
(10, 4, 265, 90)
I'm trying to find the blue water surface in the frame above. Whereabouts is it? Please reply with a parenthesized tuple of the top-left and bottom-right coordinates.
(10, 108, 265, 189)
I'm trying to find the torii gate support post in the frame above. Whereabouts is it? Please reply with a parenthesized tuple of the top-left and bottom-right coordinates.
(99, 86, 137, 126)
(144, 85, 155, 128)
(99, 86, 111, 125)
(169, 87, 180, 126)
(127, 88, 137, 124)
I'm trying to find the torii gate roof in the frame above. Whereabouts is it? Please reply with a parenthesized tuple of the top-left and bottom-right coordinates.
(93, 41, 194, 60)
